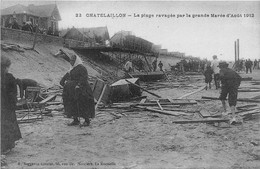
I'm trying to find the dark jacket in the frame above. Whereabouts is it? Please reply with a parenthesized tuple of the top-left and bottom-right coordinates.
(219, 68, 241, 87)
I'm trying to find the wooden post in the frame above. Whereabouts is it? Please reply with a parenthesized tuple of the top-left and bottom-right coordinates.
(234, 41, 237, 62)
(237, 39, 240, 61)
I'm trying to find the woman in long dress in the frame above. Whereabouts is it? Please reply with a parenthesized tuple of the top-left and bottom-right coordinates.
(60, 54, 95, 126)
(1, 55, 22, 153)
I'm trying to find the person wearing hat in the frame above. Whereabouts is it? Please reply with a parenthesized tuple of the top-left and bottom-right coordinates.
(60, 54, 95, 126)
(1, 56, 22, 153)
(218, 61, 242, 124)
(211, 55, 220, 89)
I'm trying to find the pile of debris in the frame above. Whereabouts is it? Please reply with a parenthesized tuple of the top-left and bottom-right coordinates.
(16, 85, 64, 123)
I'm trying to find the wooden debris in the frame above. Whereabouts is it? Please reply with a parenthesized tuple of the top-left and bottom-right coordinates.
(45, 101, 62, 105)
(95, 84, 108, 110)
(39, 94, 57, 105)
(137, 106, 189, 116)
(125, 79, 161, 98)
(1, 43, 25, 52)
(238, 108, 260, 116)
(238, 89, 260, 92)
(237, 104, 258, 110)
(178, 85, 206, 99)
(139, 98, 147, 104)
(156, 100, 163, 110)
(172, 118, 229, 124)
(202, 96, 260, 103)
(199, 110, 212, 118)
(17, 115, 43, 123)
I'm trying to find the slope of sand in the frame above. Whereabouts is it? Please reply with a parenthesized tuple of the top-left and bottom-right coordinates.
(2, 39, 100, 88)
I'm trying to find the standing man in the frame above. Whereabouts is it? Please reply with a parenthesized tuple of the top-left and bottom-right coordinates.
(253, 59, 258, 70)
(211, 55, 220, 89)
(152, 58, 157, 71)
(158, 61, 163, 71)
(245, 59, 253, 74)
(218, 62, 241, 124)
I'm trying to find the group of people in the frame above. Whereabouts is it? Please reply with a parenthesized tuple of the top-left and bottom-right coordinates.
(174, 59, 209, 73)
(6, 17, 59, 36)
(1, 54, 95, 153)
(152, 58, 164, 71)
(203, 55, 242, 124)
(235, 59, 260, 74)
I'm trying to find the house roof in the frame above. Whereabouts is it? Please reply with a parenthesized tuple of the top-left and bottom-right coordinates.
(1, 4, 33, 15)
(78, 27, 110, 40)
(63, 27, 110, 42)
(1, 4, 61, 20)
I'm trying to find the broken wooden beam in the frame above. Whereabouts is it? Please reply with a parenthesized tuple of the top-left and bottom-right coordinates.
(156, 100, 163, 110)
(39, 94, 57, 104)
(201, 96, 260, 103)
(136, 102, 195, 106)
(137, 106, 189, 116)
(178, 85, 206, 99)
(125, 79, 161, 98)
(172, 118, 229, 124)
(238, 108, 260, 116)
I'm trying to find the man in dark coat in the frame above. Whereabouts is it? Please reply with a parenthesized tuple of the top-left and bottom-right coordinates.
(245, 59, 253, 74)
(158, 61, 163, 71)
(1, 56, 22, 153)
(60, 54, 95, 126)
(203, 65, 214, 90)
(152, 58, 157, 71)
(218, 61, 241, 124)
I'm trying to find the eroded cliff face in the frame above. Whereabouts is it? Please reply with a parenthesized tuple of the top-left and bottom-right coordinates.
(1, 39, 100, 88)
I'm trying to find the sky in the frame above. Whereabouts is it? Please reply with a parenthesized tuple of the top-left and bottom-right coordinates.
(1, 0, 260, 61)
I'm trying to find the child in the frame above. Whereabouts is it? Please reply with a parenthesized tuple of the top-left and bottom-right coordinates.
(203, 65, 214, 90)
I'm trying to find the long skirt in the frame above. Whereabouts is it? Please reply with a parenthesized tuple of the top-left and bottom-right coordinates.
(62, 80, 95, 119)
(1, 108, 22, 153)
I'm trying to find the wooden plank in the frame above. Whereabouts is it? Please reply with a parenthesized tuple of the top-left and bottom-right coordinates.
(39, 94, 57, 104)
(178, 85, 206, 99)
(172, 118, 229, 124)
(139, 98, 147, 104)
(238, 109, 260, 116)
(137, 106, 188, 116)
(95, 84, 107, 110)
(92, 78, 105, 101)
(156, 100, 163, 110)
(237, 104, 258, 110)
(45, 101, 62, 105)
(238, 89, 260, 92)
(202, 96, 260, 103)
(137, 102, 196, 106)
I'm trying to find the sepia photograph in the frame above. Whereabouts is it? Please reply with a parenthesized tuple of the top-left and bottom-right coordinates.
(1, 0, 260, 168)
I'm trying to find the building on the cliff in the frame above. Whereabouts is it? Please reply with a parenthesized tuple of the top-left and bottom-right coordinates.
(63, 27, 110, 45)
(1, 4, 61, 33)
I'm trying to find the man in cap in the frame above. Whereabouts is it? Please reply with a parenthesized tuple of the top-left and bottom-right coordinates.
(218, 61, 242, 124)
